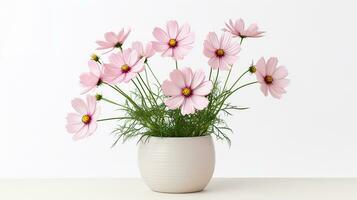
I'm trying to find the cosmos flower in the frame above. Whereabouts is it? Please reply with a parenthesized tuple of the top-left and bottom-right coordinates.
(79, 60, 105, 94)
(203, 32, 241, 70)
(223, 18, 264, 38)
(152, 20, 195, 60)
(132, 41, 155, 59)
(162, 67, 212, 115)
(96, 28, 131, 50)
(255, 57, 289, 99)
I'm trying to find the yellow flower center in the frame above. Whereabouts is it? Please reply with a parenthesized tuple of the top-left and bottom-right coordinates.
(168, 39, 177, 47)
(182, 87, 192, 97)
(121, 64, 130, 73)
(264, 75, 273, 84)
(82, 115, 91, 124)
(215, 49, 225, 57)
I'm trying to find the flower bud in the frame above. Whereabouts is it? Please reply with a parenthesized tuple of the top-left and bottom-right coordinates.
(95, 94, 102, 101)
(249, 65, 256, 73)
(90, 54, 100, 62)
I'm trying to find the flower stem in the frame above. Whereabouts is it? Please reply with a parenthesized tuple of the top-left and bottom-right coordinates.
(104, 83, 140, 109)
(208, 68, 213, 81)
(132, 79, 148, 106)
(145, 62, 161, 87)
(101, 97, 121, 107)
(223, 66, 232, 91)
(175, 60, 178, 70)
(228, 69, 250, 92)
(97, 117, 132, 122)
(138, 74, 158, 106)
(213, 69, 220, 87)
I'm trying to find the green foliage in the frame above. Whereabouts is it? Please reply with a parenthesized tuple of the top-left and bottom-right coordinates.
(105, 79, 248, 147)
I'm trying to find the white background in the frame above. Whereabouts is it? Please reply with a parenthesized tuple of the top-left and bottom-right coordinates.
(0, 0, 356, 178)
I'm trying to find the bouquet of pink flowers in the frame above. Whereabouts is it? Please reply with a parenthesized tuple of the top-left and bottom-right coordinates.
(66, 19, 289, 145)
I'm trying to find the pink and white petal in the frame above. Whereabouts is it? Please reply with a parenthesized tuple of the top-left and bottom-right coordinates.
(73, 125, 89, 141)
(162, 48, 173, 57)
(218, 58, 231, 71)
(66, 123, 84, 134)
(208, 57, 220, 70)
(87, 122, 98, 136)
(176, 23, 191, 40)
(181, 67, 193, 87)
(152, 42, 169, 52)
(104, 32, 118, 43)
(255, 57, 266, 76)
(190, 95, 209, 110)
(181, 98, 195, 115)
(88, 60, 101, 76)
(144, 42, 155, 58)
(128, 50, 139, 66)
(96, 41, 113, 49)
(165, 96, 185, 109)
(207, 32, 220, 49)
(225, 43, 241, 55)
(220, 31, 232, 49)
(223, 55, 238, 65)
(153, 27, 169, 42)
(122, 49, 132, 64)
(193, 81, 212, 96)
(173, 46, 192, 60)
(123, 72, 137, 83)
(266, 57, 278, 76)
(132, 41, 144, 57)
(178, 33, 195, 45)
(71, 98, 87, 114)
(273, 66, 288, 79)
(255, 73, 265, 84)
(191, 69, 206, 89)
(80, 73, 98, 87)
(203, 47, 215, 58)
(86, 95, 96, 115)
(162, 80, 182, 96)
(166, 20, 179, 39)
(271, 83, 286, 94)
(268, 85, 282, 99)
(112, 73, 126, 84)
(66, 113, 82, 124)
(80, 86, 95, 95)
(120, 28, 131, 42)
(274, 78, 290, 88)
(203, 40, 217, 52)
(131, 58, 145, 73)
(235, 18, 245, 32)
(260, 84, 268, 96)
(169, 69, 186, 88)
(109, 53, 124, 66)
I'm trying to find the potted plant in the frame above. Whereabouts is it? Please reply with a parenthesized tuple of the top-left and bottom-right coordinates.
(65, 19, 289, 193)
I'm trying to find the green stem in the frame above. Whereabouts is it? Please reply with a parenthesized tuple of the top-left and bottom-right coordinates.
(175, 60, 178, 70)
(240, 37, 244, 45)
(208, 68, 213, 81)
(145, 62, 161, 87)
(213, 69, 220, 87)
(132, 79, 148, 106)
(223, 66, 232, 91)
(101, 97, 121, 107)
(144, 68, 151, 91)
(228, 69, 250, 92)
(97, 117, 132, 122)
(138, 74, 158, 105)
(104, 83, 140, 109)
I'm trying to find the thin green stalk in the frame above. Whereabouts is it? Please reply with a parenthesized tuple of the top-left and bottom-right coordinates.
(223, 66, 232, 91)
(101, 97, 121, 107)
(228, 69, 250, 92)
(213, 69, 220, 87)
(175, 60, 178, 70)
(104, 83, 140, 109)
(145, 62, 161, 86)
(138, 74, 158, 105)
(132, 79, 148, 106)
(208, 68, 213, 81)
(97, 117, 132, 122)
(144, 68, 151, 91)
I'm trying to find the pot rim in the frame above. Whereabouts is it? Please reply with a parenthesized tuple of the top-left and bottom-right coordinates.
(142, 134, 211, 140)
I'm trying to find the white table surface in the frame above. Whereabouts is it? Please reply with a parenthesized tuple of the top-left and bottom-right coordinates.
(0, 178, 356, 200)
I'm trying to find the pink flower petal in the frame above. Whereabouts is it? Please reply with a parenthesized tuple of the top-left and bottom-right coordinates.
(128, 50, 138, 66)
(173, 46, 192, 60)
(260, 84, 268, 96)
(86, 95, 96, 115)
(123, 72, 137, 83)
(266, 57, 278, 75)
(109, 53, 124, 66)
(132, 41, 144, 57)
(66, 123, 84, 134)
(255, 57, 266, 76)
(274, 78, 290, 88)
(66, 113, 82, 124)
(162, 80, 182, 96)
(152, 42, 169, 52)
(191, 69, 205, 89)
(207, 32, 220, 49)
(104, 32, 117, 43)
(181, 67, 193, 87)
(181, 98, 195, 115)
(73, 125, 89, 141)
(122, 49, 132, 64)
(71, 98, 87, 114)
(165, 96, 185, 109)
(131, 58, 145, 73)
(162, 48, 173, 57)
(208, 57, 220, 70)
(268, 85, 282, 99)
(169, 69, 186, 88)
(88, 60, 101, 77)
(178, 33, 195, 45)
(220, 31, 232, 49)
(87, 122, 98, 136)
(166, 20, 178, 39)
(273, 66, 288, 79)
(191, 95, 209, 110)
(176, 23, 190, 41)
(153, 27, 169, 42)
(193, 81, 212, 96)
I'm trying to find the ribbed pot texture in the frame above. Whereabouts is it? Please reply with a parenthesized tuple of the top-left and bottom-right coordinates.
(138, 135, 215, 193)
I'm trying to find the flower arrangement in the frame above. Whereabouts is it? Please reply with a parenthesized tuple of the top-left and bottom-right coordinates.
(66, 19, 289, 145)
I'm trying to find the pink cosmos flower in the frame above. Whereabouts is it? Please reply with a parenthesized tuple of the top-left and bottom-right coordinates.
(203, 32, 241, 70)
(223, 19, 264, 38)
(255, 57, 289, 99)
(103, 49, 145, 84)
(152, 20, 195, 60)
(96, 28, 131, 50)
(66, 95, 100, 140)
(132, 41, 155, 59)
(162, 68, 213, 115)
(79, 60, 105, 94)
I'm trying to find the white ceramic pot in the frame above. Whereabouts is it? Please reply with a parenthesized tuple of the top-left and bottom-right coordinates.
(138, 135, 215, 193)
